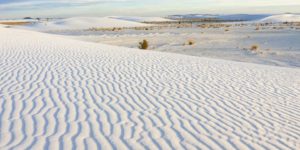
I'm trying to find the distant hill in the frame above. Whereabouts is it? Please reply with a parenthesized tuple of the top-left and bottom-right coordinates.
(168, 14, 271, 21)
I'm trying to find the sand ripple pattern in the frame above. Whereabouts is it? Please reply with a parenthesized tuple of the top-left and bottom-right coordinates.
(0, 28, 300, 150)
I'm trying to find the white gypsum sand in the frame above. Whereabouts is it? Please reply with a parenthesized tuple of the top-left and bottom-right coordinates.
(69, 22, 300, 67)
(0, 26, 300, 149)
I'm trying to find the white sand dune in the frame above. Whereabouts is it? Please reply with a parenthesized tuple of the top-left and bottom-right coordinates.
(260, 14, 300, 23)
(0, 27, 300, 150)
(20, 17, 150, 31)
(169, 14, 269, 21)
(109, 16, 175, 22)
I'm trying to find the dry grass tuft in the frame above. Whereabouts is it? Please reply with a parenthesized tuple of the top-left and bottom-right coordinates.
(250, 45, 259, 51)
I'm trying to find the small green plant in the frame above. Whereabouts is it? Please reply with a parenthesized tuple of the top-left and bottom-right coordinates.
(139, 40, 149, 50)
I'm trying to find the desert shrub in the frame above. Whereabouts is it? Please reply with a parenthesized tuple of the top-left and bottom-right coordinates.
(24, 17, 33, 19)
(255, 26, 260, 30)
(184, 39, 195, 46)
(139, 40, 149, 50)
(250, 45, 259, 51)
(277, 27, 284, 30)
(188, 40, 195, 45)
(198, 24, 207, 28)
(225, 28, 229, 32)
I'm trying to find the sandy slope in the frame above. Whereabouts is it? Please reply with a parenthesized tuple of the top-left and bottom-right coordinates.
(19, 17, 150, 31)
(0, 27, 300, 150)
(71, 24, 300, 67)
(109, 16, 175, 22)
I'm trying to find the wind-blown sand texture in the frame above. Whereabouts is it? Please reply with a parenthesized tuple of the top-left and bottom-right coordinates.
(0, 27, 300, 150)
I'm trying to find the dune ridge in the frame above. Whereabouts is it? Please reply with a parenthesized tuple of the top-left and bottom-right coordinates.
(0, 27, 300, 149)
(108, 16, 175, 22)
(260, 14, 300, 23)
(19, 17, 150, 31)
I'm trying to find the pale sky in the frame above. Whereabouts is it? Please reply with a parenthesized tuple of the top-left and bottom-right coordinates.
(0, 0, 300, 19)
